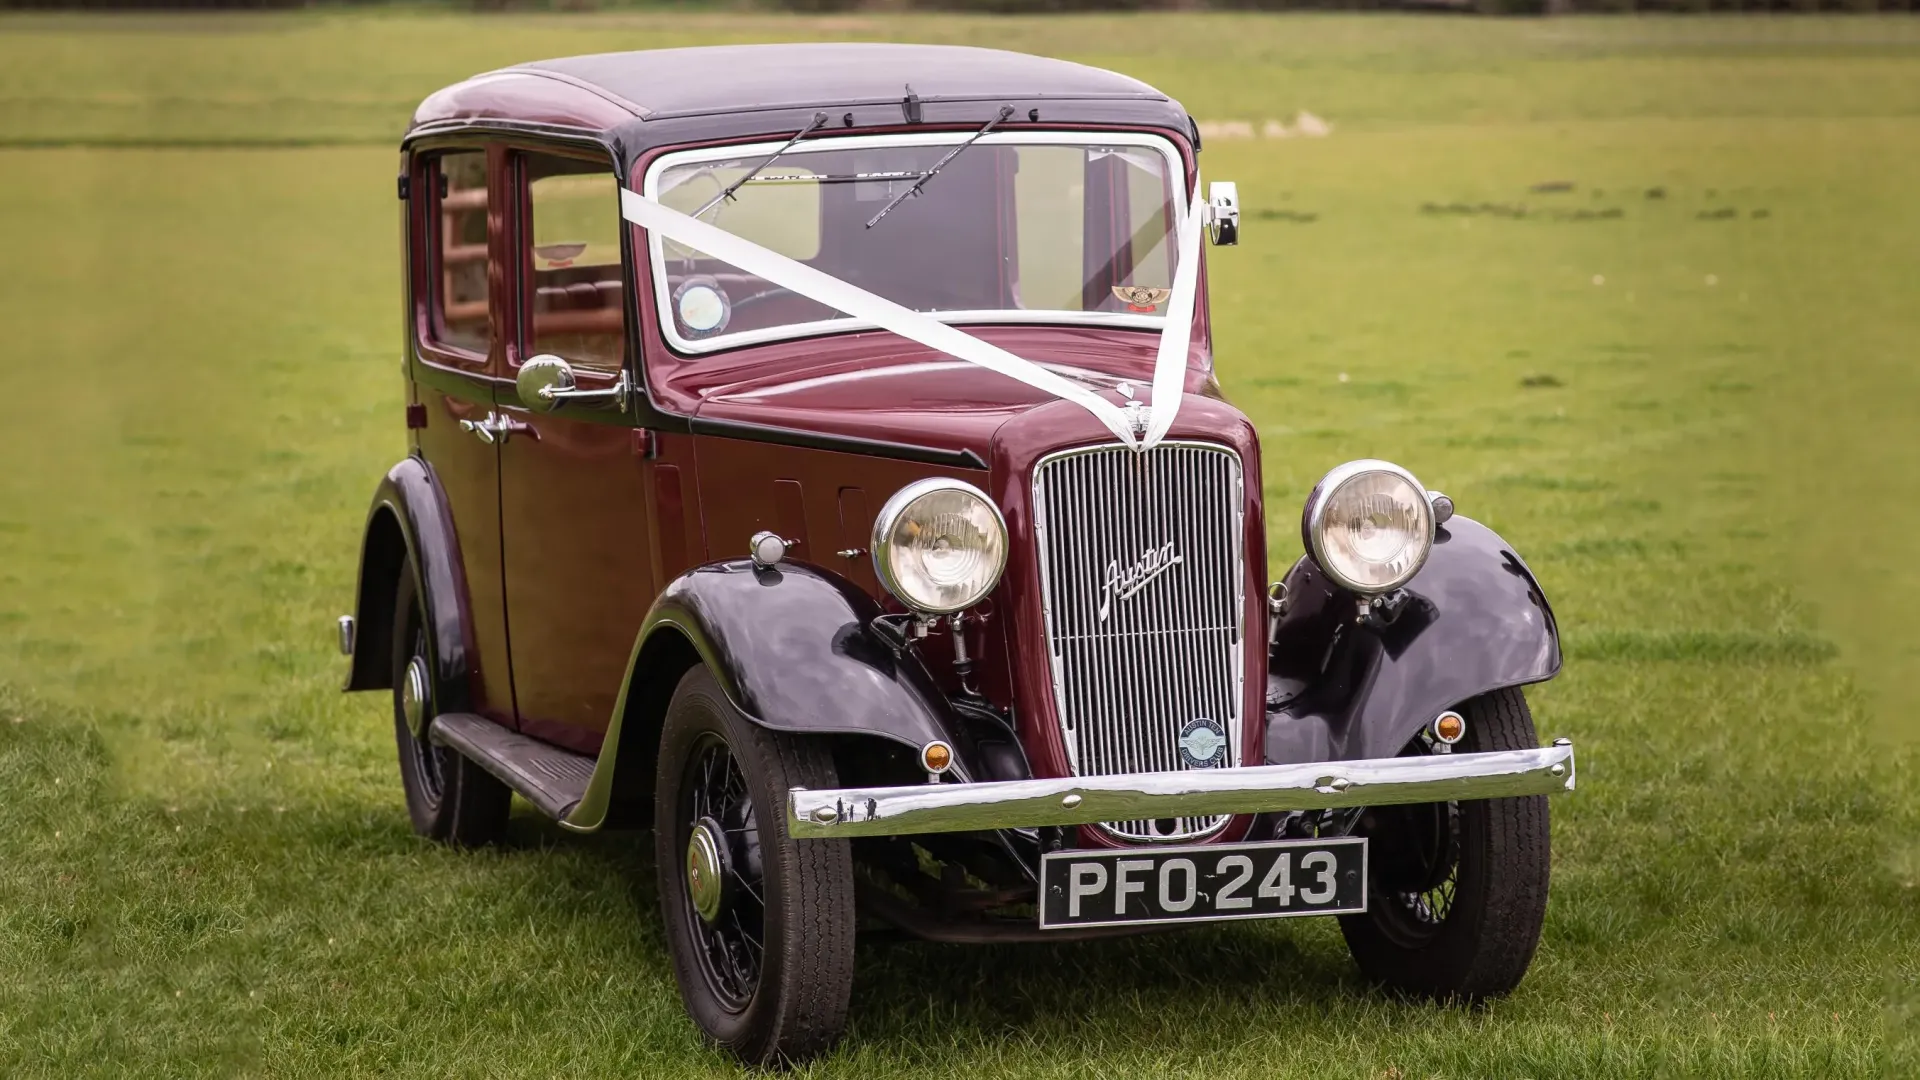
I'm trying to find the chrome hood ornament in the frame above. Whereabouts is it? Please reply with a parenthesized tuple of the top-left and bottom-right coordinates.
(1114, 382, 1148, 438)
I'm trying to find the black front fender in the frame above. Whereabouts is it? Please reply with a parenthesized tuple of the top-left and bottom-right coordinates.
(342, 456, 473, 712)
(562, 559, 975, 833)
(1265, 516, 1561, 765)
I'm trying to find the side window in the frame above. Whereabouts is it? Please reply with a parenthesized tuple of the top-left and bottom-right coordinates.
(429, 150, 491, 355)
(520, 153, 626, 372)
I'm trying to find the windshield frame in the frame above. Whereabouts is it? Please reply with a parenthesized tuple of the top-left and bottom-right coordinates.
(639, 129, 1191, 356)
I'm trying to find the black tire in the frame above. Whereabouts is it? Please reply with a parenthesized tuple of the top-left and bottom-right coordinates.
(654, 665, 855, 1066)
(1337, 686, 1550, 999)
(392, 565, 510, 845)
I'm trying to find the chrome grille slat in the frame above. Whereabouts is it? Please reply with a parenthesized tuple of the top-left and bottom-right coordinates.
(1032, 441, 1246, 842)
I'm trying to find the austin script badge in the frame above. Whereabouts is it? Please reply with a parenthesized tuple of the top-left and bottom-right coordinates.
(1098, 541, 1183, 622)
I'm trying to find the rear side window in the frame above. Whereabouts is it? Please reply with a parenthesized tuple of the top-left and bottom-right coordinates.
(429, 150, 491, 355)
(521, 153, 626, 372)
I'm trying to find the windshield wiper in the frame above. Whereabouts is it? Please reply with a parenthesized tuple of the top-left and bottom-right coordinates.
(693, 111, 830, 220)
(865, 105, 1015, 230)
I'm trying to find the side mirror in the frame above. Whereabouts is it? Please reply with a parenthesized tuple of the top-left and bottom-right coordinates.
(516, 354, 630, 414)
(1206, 181, 1240, 246)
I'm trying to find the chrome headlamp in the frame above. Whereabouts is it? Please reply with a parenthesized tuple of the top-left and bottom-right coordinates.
(1301, 459, 1435, 594)
(871, 478, 1008, 614)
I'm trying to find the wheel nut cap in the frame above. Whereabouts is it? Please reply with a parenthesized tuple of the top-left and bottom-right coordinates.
(686, 822, 725, 924)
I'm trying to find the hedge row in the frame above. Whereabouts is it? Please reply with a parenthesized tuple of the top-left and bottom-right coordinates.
(5, 0, 1914, 11)
(888, 0, 1900, 7)
(758, 0, 1915, 10)
(577, 0, 1916, 9)
(836, 0, 1912, 9)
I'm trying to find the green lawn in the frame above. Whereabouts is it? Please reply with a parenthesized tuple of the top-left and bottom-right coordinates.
(2, 11, 1918, 1077)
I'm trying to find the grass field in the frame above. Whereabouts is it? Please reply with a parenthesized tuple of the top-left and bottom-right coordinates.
(3, 11, 1919, 1077)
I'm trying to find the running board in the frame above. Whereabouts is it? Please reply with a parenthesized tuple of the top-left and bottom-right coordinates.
(428, 713, 596, 821)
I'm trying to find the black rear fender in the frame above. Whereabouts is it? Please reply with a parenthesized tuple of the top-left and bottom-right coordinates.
(342, 456, 474, 714)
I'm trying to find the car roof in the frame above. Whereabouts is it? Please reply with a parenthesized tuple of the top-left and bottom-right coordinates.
(508, 43, 1168, 120)
(408, 44, 1196, 169)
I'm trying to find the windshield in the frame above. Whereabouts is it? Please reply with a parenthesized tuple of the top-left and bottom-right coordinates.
(644, 132, 1186, 353)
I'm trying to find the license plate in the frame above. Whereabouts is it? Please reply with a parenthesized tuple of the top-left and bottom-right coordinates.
(1038, 836, 1367, 929)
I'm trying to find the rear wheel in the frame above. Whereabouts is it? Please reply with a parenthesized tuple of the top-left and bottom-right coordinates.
(392, 566, 510, 845)
(1338, 686, 1550, 999)
(654, 665, 855, 1065)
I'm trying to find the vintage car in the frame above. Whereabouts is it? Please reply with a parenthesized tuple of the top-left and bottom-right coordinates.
(339, 43, 1575, 1064)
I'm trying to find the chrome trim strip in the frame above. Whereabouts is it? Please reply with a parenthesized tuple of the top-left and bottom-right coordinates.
(641, 130, 1189, 357)
(788, 741, 1576, 839)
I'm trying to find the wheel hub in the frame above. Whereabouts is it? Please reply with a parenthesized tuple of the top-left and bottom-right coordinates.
(401, 655, 430, 737)
(686, 817, 729, 924)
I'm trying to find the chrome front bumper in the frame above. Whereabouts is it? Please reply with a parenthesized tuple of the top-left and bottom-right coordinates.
(788, 740, 1574, 839)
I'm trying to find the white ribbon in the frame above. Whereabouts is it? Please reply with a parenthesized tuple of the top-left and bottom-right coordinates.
(1143, 184, 1206, 450)
(621, 182, 1203, 451)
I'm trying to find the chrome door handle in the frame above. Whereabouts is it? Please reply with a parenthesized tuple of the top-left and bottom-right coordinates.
(456, 411, 531, 445)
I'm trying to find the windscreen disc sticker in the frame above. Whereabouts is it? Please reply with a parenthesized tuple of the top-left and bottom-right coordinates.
(1112, 285, 1172, 313)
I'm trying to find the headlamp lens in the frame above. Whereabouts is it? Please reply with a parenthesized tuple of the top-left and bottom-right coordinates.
(873, 480, 1007, 613)
(1305, 461, 1434, 594)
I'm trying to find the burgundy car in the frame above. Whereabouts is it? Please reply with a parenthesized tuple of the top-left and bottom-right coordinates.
(340, 43, 1576, 1064)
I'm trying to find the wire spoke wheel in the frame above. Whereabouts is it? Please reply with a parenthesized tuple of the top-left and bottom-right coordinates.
(404, 624, 447, 805)
(679, 733, 766, 1012)
(389, 563, 508, 846)
(1399, 869, 1458, 926)
(1337, 687, 1550, 999)
(654, 665, 854, 1065)
(1384, 798, 1460, 941)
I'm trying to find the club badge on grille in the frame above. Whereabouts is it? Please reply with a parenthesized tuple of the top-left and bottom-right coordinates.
(1097, 541, 1184, 622)
(1179, 717, 1228, 769)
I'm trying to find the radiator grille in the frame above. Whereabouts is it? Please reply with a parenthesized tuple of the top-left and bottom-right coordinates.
(1032, 441, 1245, 842)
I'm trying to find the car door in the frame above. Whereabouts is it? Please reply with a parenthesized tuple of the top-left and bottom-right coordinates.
(496, 146, 660, 754)
(408, 144, 516, 727)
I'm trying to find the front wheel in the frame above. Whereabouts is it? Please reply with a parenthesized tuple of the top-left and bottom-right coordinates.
(1338, 686, 1551, 999)
(654, 665, 855, 1065)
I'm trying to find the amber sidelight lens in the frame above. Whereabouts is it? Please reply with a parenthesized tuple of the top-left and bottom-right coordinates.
(1432, 710, 1466, 744)
(922, 741, 954, 773)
